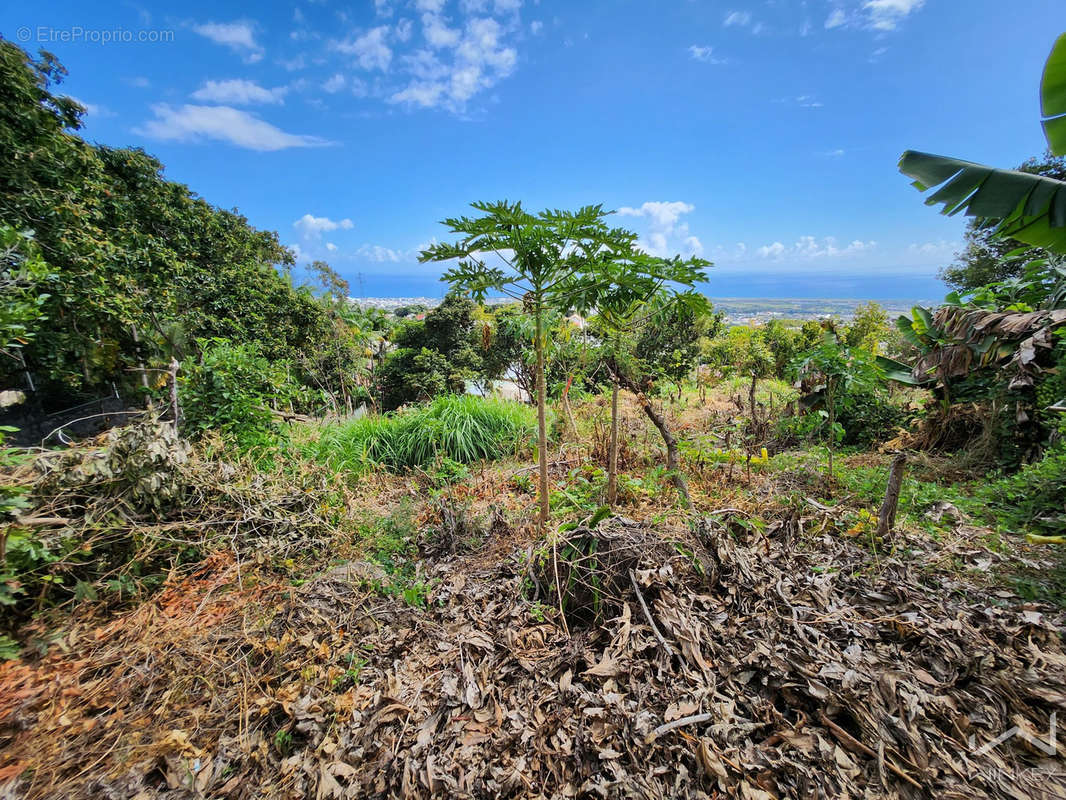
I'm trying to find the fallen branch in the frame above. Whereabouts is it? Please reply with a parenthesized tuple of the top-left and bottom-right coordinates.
(628, 569, 675, 657)
(648, 712, 715, 741)
(818, 712, 921, 789)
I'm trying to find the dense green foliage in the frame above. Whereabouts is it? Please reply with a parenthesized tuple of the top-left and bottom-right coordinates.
(984, 443, 1066, 535)
(376, 292, 481, 410)
(311, 395, 540, 473)
(0, 43, 339, 406)
(180, 339, 311, 448)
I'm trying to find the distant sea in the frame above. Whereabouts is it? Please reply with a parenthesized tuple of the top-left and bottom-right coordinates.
(350, 271, 948, 306)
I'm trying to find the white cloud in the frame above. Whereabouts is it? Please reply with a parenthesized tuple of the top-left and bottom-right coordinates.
(375, 0, 393, 16)
(191, 79, 288, 105)
(335, 26, 393, 71)
(723, 10, 752, 27)
(863, 0, 924, 30)
(193, 20, 264, 62)
(618, 201, 701, 257)
(688, 45, 724, 64)
(530, 20, 543, 35)
(824, 148, 846, 157)
(322, 73, 347, 93)
(908, 240, 958, 257)
(125, 76, 150, 88)
(619, 201, 694, 231)
(356, 244, 410, 262)
(395, 18, 413, 41)
(795, 95, 823, 108)
(136, 104, 330, 151)
(824, 1, 924, 32)
(825, 8, 847, 29)
(757, 236, 876, 260)
(294, 214, 355, 240)
(389, 16, 517, 111)
(415, 0, 446, 12)
(423, 13, 461, 48)
(279, 54, 307, 71)
(326, 242, 339, 252)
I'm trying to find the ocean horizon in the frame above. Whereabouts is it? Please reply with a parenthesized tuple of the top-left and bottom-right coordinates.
(338, 270, 949, 306)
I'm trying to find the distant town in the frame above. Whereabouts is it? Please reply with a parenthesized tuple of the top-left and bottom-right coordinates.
(352, 295, 925, 325)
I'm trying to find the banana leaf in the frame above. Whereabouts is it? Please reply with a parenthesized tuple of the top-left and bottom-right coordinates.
(1042, 33, 1066, 155)
(898, 151, 1066, 254)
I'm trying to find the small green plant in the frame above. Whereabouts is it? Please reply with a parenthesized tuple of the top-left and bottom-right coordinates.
(273, 729, 293, 755)
(332, 654, 368, 689)
(511, 473, 534, 493)
(431, 456, 470, 486)
(0, 634, 19, 660)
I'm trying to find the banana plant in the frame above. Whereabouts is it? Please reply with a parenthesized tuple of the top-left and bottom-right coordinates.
(899, 33, 1066, 254)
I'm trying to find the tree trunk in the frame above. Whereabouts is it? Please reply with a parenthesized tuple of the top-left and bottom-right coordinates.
(562, 375, 578, 440)
(535, 308, 550, 530)
(746, 372, 757, 483)
(618, 374, 692, 510)
(130, 324, 153, 409)
(169, 357, 181, 435)
(608, 380, 619, 507)
(876, 453, 907, 537)
(825, 378, 836, 494)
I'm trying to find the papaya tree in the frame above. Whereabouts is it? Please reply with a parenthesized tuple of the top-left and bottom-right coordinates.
(420, 201, 632, 529)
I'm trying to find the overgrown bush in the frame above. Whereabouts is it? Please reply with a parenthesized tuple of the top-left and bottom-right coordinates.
(180, 338, 312, 447)
(311, 395, 541, 474)
(836, 389, 907, 447)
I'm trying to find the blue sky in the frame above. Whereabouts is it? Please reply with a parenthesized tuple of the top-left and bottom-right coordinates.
(3, 0, 1062, 300)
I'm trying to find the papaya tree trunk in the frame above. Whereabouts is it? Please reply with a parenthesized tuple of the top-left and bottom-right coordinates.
(535, 307, 549, 530)
(825, 377, 836, 493)
(608, 380, 619, 507)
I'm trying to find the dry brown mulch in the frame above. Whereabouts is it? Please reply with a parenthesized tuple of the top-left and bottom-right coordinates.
(2, 507, 1064, 799)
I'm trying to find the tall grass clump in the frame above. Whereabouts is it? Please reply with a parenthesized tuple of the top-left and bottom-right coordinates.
(311, 395, 542, 474)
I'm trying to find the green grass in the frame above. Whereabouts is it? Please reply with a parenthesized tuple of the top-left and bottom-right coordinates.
(309, 394, 541, 474)
(768, 450, 989, 534)
(720, 376, 799, 407)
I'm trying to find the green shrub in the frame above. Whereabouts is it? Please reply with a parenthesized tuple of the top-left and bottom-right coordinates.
(984, 445, 1066, 535)
(836, 390, 906, 447)
(311, 395, 541, 474)
(181, 338, 313, 447)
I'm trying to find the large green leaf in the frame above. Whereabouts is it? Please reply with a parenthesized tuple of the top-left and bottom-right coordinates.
(874, 354, 927, 385)
(1042, 33, 1066, 155)
(898, 150, 1066, 254)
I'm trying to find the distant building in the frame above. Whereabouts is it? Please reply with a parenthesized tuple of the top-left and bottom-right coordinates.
(564, 313, 587, 329)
